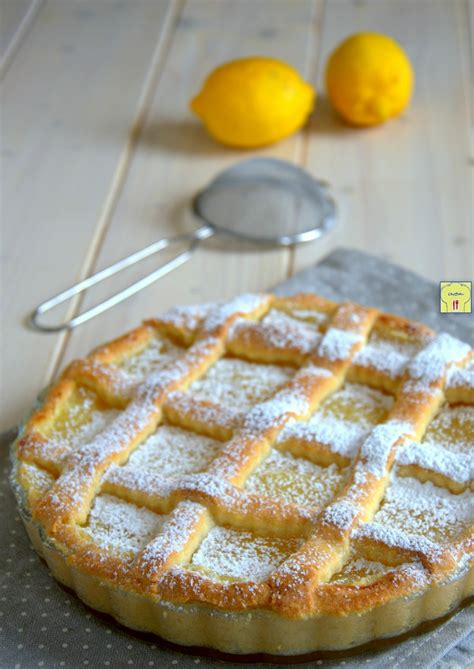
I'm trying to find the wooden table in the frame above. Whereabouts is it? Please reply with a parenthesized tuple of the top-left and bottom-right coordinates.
(2, 0, 473, 430)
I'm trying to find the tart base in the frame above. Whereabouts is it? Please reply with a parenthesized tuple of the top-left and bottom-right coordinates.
(21, 513, 473, 657)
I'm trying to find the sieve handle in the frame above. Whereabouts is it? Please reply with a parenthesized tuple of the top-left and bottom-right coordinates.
(29, 225, 214, 333)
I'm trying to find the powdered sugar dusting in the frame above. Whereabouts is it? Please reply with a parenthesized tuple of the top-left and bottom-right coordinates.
(319, 383, 393, 426)
(408, 333, 471, 384)
(69, 398, 156, 467)
(358, 420, 412, 476)
(397, 440, 472, 485)
(157, 303, 214, 333)
(330, 553, 429, 588)
(230, 309, 321, 355)
(447, 356, 474, 389)
(245, 449, 346, 509)
(140, 336, 219, 399)
(321, 499, 359, 531)
(46, 400, 159, 519)
(286, 308, 328, 328)
(119, 336, 183, 384)
(374, 475, 473, 544)
(353, 330, 424, 378)
(202, 293, 268, 333)
(119, 425, 223, 480)
(302, 363, 333, 379)
(188, 357, 293, 412)
(20, 463, 55, 499)
(353, 342, 408, 377)
(49, 387, 119, 455)
(243, 384, 310, 434)
(81, 359, 135, 398)
(188, 526, 302, 582)
(423, 405, 473, 456)
(329, 552, 395, 584)
(165, 390, 242, 427)
(104, 464, 173, 499)
(318, 328, 364, 361)
(278, 415, 368, 459)
(277, 383, 392, 460)
(354, 522, 446, 567)
(84, 494, 166, 555)
(138, 501, 205, 572)
(178, 472, 238, 504)
(401, 378, 444, 398)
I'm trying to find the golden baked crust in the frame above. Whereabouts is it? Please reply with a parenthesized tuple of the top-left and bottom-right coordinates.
(11, 293, 473, 654)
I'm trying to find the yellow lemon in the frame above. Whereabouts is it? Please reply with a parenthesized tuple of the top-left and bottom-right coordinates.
(325, 33, 414, 127)
(190, 57, 315, 148)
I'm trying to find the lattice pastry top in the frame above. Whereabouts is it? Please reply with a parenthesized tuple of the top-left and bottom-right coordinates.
(11, 293, 473, 651)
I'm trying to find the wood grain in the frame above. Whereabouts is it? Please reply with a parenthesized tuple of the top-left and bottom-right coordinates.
(57, 0, 322, 371)
(293, 0, 474, 281)
(1, 0, 173, 429)
(0, 0, 40, 76)
(0, 0, 33, 50)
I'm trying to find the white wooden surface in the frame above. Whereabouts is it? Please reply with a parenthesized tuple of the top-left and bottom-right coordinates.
(0, 0, 41, 75)
(1, 0, 473, 430)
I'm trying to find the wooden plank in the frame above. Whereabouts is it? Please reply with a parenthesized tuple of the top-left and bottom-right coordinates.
(1, 0, 174, 430)
(467, 0, 474, 153)
(1, 0, 32, 48)
(0, 0, 43, 77)
(58, 0, 322, 370)
(1, 0, 35, 58)
(293, 0, 473, 283)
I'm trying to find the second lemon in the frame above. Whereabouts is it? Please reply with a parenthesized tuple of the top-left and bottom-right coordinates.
(325, 33, 414, 126)
(190, 57, 315, 148)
